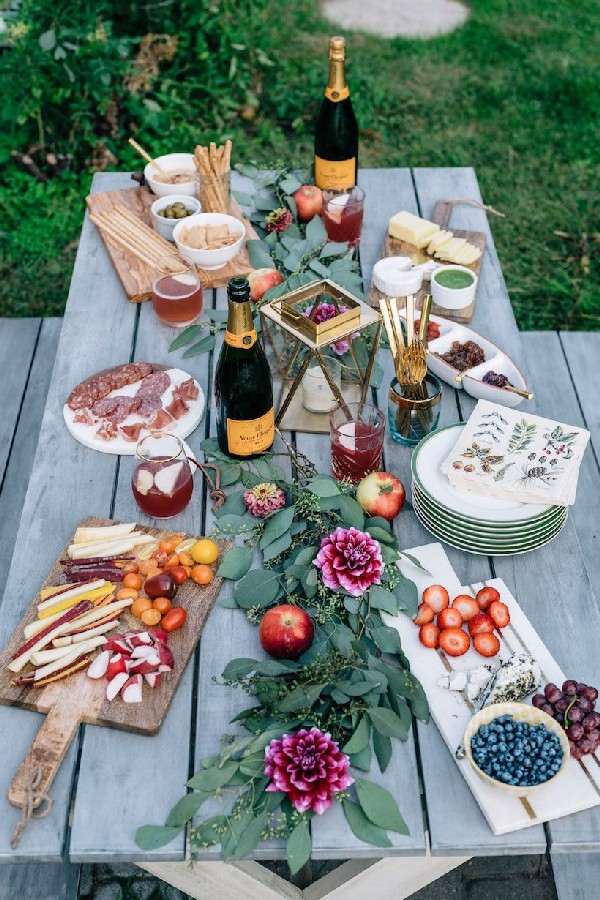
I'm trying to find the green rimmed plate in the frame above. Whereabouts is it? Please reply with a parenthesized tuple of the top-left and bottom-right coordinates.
(411, 424, 565, 526)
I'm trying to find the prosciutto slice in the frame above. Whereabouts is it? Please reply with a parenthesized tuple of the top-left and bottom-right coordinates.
(166, 396, 189, 420)
(96, 420, 118, 441)
(147, 409, 173, 431)
(121, 422, 145, 443)
(172, 377, 198, 402)
(73, 408, 94, 425)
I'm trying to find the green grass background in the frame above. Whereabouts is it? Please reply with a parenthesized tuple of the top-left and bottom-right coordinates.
(0, 0, 598, 328)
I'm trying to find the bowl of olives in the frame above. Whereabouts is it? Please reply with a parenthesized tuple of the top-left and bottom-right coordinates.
(151, 195, 201, 241)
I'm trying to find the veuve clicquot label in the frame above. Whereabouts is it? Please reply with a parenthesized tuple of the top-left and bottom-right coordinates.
(226, 408, 275, 457)
(314, 155, 356, 191)
(223, 328, 257, 349)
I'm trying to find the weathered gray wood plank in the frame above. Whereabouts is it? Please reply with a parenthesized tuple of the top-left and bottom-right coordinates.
(551, 851, 600, 900)
(0, 172, 137, 860)
(0, 858, 80, 899)
(0, 319, 62, 603)
(0, 318, 40, 486)
(560, 332, 600, 462)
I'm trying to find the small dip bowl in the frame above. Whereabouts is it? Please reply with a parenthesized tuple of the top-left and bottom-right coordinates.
(173, 212, 245, 271)
(431, 265, 477, 310)
(144, 153, 198, 198)
(151, 195, 201, 242)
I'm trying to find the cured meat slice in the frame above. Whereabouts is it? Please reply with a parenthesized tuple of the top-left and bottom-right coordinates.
(166, 396, 189, 421)
(67, 363, 157, 410)
(137, 363, 154, 378)
(96, 420, 118, 441)
(73, 408, 94, 425)
(121, 422, 145, 442)
(108, 397, 138, 425)
(147, 409, 174, 431)
(91, 396, 120, 418)
(136, 371, 171, 399)
(136, 395, 162, 416)
(172, 377, 198, 402)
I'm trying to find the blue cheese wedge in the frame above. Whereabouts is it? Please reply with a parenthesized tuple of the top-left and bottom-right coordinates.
(481, 653, 541, 706)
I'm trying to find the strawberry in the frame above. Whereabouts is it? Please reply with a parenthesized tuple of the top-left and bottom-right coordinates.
(488, 600, 510, 629)
(473, 632, 501, 657)
(422, 584, 450, 614)
(438, 627, 470, 657)
(414, 602, 435, 626)
(419, 623, 440, 649)
(468, 613, 495, 636)
(476, 586, 501, 610)
(437, 607, 463, 630)
(452, 594, 480, 622)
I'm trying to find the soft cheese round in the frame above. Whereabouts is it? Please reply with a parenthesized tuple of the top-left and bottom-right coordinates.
(373, 257, 423, 296)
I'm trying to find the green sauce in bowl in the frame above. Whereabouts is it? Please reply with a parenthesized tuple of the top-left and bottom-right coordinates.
(434, 269, 474, 289)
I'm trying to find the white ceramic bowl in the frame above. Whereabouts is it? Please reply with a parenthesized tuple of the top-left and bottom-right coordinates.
(431, 265, 478, 310)
(173, 212, 245, 271)
(144, 153, 198, 198)
(464, 702, 570, 797)
(151, 195, 201, 242)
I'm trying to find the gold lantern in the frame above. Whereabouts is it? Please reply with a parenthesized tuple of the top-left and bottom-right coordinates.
(259, 279, 382, 432)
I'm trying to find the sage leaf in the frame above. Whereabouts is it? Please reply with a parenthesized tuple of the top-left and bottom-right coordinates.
(135, 825, 182, 850)
(354, 777, 409, 834)
(182, 334, 217, 358)
(343, 800, 392, 848)
(234, 569, 281, 608)
(217, 546, 253, 580)
(287, 820, 312, 875)
(342, 715, 370, 755)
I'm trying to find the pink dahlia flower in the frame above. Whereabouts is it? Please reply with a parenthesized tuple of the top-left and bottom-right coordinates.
(264, 727, 354, 814)
(243, 482, 286, 518)
(303, 302, 357, 356)
(314, 526, 383, 597)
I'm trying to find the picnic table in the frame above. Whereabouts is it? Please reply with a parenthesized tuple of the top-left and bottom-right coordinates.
(0, 167, 599, 900)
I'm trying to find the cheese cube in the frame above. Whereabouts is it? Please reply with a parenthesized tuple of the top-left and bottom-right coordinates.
(388, 211, 440, 248)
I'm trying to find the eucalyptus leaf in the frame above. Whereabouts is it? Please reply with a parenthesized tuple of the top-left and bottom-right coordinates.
(309, 259, 332, 278)
(329, 623, 354, 658)
(339, 679, 385, 697)
(338, 495, 365, 530)
(221, 657, 258, 680)
(349, 743, 372, 771)
(343, 800, 392, 848)
(206, 309, 229, 323)
(217, 514, 255, 534)
(254, 195, 279, 211)
(354, 778, 409, 834)
(365, 516, 392, 532)
(231, 189, 254, 207)
(286, 545, 319, 576)
(166, 792, 208, 826)
(400, 552, 430, 574)
(370, 625, 402, 654)
(192, 815, 227, 847)
(187, 761, 238, 791)
(231, 809, 269, 859)
(246, 238, 274, 268)
(168, 322, 204, 351)
(393, 574, 419, 617)
(234, 569, 281, 608)
(277, 683, 325, 712)
(182, 334, 217, 358)
(306, 214, 327, 248)
(262, 530, 292, 562)
(214, 490, 247, 519)
(301, 566, 318, 599)
(217, 546, 253, 580)
(260, 505, 296, 548)
(367, 526, 397, 545)
(369, 585, 399, 615)
(135, 825, 182, 851)
(287, 820, 312, 875)
(367, 707, 407, 740)
(342, 715, 370, 755)
(239, 753, 267, 777)
(39, 29, 57, 51)
(330, 688, 350, 704)
(307, 476, 341, 498)
(219, 464, 242, 487)
(255, 659, 300, 675)
(344, 596, 360, 614)
(319, 241, 349, 259)
(373, 729, 393, 773)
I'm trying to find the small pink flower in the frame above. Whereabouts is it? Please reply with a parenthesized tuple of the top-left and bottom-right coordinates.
(264, 727, 354, 815)
(243, 482, 286, 518)
(303, 302, 358, 356)
(314, 526, 383, 597)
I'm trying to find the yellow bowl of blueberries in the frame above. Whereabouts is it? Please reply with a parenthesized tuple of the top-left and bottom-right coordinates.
(464, 702, 570, 796)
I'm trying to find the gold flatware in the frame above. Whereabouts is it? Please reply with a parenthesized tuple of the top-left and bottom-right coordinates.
(454, 370, 534, 400)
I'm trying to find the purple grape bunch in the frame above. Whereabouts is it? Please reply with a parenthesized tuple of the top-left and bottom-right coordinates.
(532, 681, 600, 760)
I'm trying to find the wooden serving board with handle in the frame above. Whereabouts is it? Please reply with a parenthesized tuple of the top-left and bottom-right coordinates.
(85, 187, 259, 303)
(369, 199, 486, 323)
(0, 517, 232, 813)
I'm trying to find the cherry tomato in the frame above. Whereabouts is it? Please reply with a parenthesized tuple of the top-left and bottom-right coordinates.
(123, 573, 143, 591)
(191, 564, 214, 586)
(162, 607, 187, 632)
(120, 561, 139, 575)
(182, 565, 192, 577)
(152, 550, 168, 568)
(153, 596, 172, 615)
(138, 560, 157, 577)
(141, 608, 163, 627)
(117, 587, 139, 601)
(164, 565, 188, 586)
(178, 550, 194, 568)
(165, 553, 180, 567)
(131, 596, 153, 618)
(191, 539, 219, 565)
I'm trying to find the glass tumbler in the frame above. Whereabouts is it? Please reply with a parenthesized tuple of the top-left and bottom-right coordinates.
(330, 401, 385, 483)
(388, 373, 442, 446)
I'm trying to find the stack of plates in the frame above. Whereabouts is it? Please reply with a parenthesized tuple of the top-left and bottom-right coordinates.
(411, 424, 568, 556)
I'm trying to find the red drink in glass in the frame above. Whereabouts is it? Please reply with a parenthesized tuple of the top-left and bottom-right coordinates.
(330, 402, 385, 483)
(152, 263, 202, 328)
(323, 187, 365, 248)
(132, 433, 193, 519)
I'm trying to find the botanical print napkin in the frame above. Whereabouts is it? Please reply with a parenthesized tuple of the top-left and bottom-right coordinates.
(441, 400, 590, 506)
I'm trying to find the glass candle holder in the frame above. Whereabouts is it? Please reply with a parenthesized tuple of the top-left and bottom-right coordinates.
(388, 373, 442, 446)
(301, 357, 342, 413)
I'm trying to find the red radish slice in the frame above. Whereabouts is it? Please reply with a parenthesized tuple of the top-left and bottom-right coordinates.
(130, 645, 157, 659)
(127, 632, 153, 647)
(149, 628, 168, 645)
(144, 673, 161, 688)
(107, 637, 130, 655)
(106, 671, 129, 701)
(129, 656, 160, 676)
(106, 654, 127, 681)
(121, 675, 143, 703)
(87, 650, 110, 680)
(157, 643, 174, 672)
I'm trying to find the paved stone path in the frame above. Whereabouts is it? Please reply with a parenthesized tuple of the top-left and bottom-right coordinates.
(322, 0, 469, 39)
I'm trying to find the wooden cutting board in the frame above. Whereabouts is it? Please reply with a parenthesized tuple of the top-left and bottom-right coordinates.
(0, 517, 232, 810)
(86, 187, 259, 303)
(369, 199, 486, 323)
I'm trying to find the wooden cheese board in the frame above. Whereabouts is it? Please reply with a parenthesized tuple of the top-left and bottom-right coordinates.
(389, 543, 600, 835)
(86, 187, 259, 303)
(369, 199, 486, 323)
(0, 517, 232, 814)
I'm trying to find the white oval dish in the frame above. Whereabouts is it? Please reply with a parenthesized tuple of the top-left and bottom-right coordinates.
(144, 153, 198, 198)
(173, 212, 245, 271)
(422, 314, 531, 408)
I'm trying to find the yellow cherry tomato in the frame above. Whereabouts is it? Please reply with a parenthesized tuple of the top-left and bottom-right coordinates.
(191, 538, 219, 565)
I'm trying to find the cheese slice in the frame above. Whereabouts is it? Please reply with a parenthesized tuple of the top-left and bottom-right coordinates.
(388, 211, 440, 248)
(427, 229, 453, 251)
(436, 237, 467, 261)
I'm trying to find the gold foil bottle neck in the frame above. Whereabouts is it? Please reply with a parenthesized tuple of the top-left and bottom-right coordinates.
(329, 36, 346, 61)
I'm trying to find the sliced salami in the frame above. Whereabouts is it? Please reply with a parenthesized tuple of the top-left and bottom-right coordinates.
(136, 395, 162, 416)
(135, 371, 171, 399)
(91, 396, 120, 418)
(67, 363, 158, 410)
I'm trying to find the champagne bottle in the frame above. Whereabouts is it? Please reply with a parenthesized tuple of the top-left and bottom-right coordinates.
(215, 276, 275, 458)
(314, 36, 359, 191)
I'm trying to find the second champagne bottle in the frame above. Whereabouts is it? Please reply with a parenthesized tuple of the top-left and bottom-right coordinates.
(214, 276, 275, 458)
(314, 35, 359, 191)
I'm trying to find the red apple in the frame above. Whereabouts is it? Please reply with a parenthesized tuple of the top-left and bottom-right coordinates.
(248, 267, 283, 302)
(259, 604, 314, 660)
(292, 185, 323, 222)
(355, 471, 406, 521)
